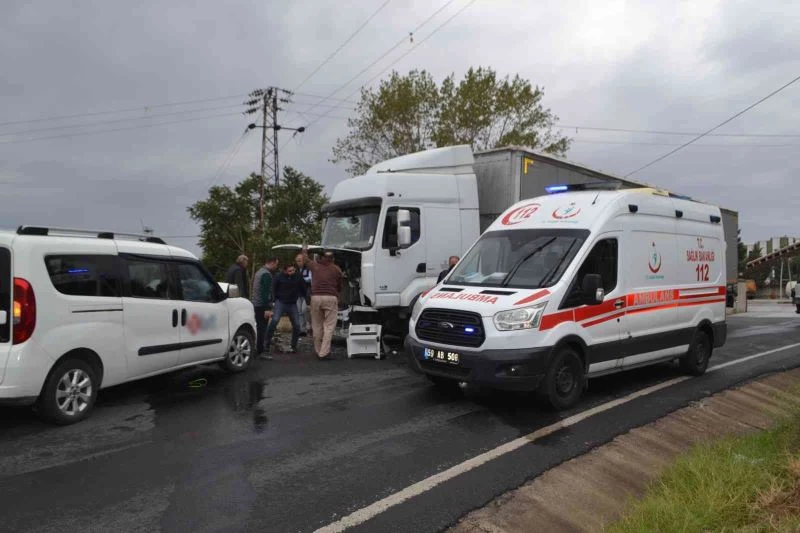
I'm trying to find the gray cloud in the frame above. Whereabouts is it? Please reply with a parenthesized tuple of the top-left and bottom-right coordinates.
(1, 0, 799, 261)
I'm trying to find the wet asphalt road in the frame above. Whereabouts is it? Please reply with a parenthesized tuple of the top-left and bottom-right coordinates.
(2, 304, 800, 533)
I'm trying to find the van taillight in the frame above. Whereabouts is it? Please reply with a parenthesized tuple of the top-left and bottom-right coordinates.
(13, 278, 36, 344)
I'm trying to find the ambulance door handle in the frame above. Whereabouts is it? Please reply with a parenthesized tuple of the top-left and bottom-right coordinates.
(614, 300, 624, 309)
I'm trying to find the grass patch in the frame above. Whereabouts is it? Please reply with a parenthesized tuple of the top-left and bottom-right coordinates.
(606, 409, 800, 532)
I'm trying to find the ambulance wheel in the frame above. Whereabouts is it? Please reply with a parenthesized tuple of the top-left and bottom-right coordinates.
(680, 330, 711, 376)
(542, 346, 585, 411)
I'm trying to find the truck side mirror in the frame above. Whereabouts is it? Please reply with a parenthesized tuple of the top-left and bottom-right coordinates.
(0, 310, 6, 326)
(396, 209, 412, 248)
(227, 284, 240, 299)
(581, 274, 604, 305)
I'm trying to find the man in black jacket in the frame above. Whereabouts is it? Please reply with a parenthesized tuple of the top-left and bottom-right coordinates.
(225, 254, 250, 299)
(437, 255, 459, 283)
(265, 264, 308, 353)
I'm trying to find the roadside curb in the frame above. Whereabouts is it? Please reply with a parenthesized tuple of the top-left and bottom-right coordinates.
(447, 367, 800, 533)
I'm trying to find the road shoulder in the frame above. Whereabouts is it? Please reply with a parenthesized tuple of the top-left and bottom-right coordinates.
(448, 367, 800, 533)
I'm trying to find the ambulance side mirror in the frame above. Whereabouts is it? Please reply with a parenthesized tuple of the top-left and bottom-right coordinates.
(582, 274, 604, 305)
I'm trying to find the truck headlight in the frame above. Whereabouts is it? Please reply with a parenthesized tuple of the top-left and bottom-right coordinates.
(493, 303, 547, 331)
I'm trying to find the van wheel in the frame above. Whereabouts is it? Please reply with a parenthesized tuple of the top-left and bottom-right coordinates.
(38, 359, 98, 425)
(220, 328, 254, 373)
(542, 347, 585, 411)
(680, 330, 711, 376)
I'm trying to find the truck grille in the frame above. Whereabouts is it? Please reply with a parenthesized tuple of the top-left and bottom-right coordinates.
(415, 308, 485, 348)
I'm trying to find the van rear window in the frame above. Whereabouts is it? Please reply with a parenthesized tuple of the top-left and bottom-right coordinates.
(45, 255, 122, 298)
(0, 248, 10, 343)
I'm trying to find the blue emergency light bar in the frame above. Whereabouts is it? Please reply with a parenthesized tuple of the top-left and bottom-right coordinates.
(544, 182, 622, 194)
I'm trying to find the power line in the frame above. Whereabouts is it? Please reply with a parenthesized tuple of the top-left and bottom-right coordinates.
(571, 138, 800, 147)
(0, 111, 242, 145)
(0, 94, 248, 128)
(0, 90, 357, 130)
(291, 92, 360, 105)
(0, 103, 243, 138)
(305, 0, 479, 127)
(624, 73, 800, 177)
(558, 124, 800, 138)
(207, 130, 251, 190)
(298, 0, 461, 119)
(290, 0, 393, 93)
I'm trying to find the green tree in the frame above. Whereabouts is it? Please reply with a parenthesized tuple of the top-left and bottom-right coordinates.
(331, 67, 570, 176)
(747, 242, 762, 263)
(331, 70, 439, 176)
(737, 228, 748, 275)
(188, 167, 327, 279)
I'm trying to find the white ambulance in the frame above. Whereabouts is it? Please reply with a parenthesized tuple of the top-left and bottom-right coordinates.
(405, 183, 727, 409)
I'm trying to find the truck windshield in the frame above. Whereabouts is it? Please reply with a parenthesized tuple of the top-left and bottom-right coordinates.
(446, 229, 590, 289)
(321, 207, 380, 251)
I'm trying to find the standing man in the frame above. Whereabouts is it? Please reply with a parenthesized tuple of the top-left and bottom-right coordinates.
(265, 264, 308, 353)
(295, 253, 312, 336)
(252, 256, 279, 359)
(301, 247, 343, 360)
(437, 255, 459, 283)
(226, 254, 250, 299)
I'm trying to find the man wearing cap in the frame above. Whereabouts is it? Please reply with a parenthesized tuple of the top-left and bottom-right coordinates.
(300, 247, 343, 360)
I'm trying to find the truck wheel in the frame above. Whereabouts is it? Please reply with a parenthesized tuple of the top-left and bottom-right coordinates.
(38, 358, 98, 425)
(679, 330, 711, 376)
(541, 347, 585, 411)
(220, 328, 254, 373)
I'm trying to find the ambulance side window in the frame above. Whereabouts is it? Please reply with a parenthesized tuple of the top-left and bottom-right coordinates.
(563, 238, 618, 308)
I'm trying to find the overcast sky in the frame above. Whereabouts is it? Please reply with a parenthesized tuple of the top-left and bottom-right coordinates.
(2, 0, 799, 257)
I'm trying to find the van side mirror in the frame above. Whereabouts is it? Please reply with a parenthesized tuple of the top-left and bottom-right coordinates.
(227, 285, 240, 299)
(582, 274, 604, 305)
(0, 310, 6, 326)
(396, 209, 412, 249)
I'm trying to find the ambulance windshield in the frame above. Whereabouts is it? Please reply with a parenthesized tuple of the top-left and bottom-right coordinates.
(445, 229, 589, 289)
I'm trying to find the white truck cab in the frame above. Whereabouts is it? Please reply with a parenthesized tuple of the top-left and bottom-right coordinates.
(0, 226, 257, 424)
(405, 183, 727, 409)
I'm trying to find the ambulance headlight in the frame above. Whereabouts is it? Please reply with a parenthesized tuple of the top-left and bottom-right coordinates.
(493, 303, 547, 331)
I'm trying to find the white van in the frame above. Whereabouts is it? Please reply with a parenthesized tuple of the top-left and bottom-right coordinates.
(405, 184, 727, 409)
(0, 226, 257, 424)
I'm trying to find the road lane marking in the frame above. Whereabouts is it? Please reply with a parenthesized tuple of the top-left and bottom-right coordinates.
(314, 341, 800, 532)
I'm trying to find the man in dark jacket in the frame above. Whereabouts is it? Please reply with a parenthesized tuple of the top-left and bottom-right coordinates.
(225, 254, 250, 299)
(437, 255, 459, 283)
(265, 264, 308, 353)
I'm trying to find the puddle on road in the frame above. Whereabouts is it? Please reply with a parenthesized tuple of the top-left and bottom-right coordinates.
(224, 379, 270, 434)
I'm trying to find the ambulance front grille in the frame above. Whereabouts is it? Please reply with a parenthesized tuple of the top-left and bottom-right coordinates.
(415, 308, 485, 348)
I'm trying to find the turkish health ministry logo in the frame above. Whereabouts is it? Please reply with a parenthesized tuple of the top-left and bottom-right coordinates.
(648, 242, 662, 273)
(552, 203, 581, 220)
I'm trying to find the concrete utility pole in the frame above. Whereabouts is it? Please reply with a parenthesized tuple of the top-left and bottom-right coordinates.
(245, 87, 305, 228)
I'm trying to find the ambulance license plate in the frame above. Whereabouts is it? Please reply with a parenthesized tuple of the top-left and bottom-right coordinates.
(423, 347, 460, 365)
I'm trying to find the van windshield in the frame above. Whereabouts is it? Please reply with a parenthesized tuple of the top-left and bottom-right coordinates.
(445, 229, 590, 289)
